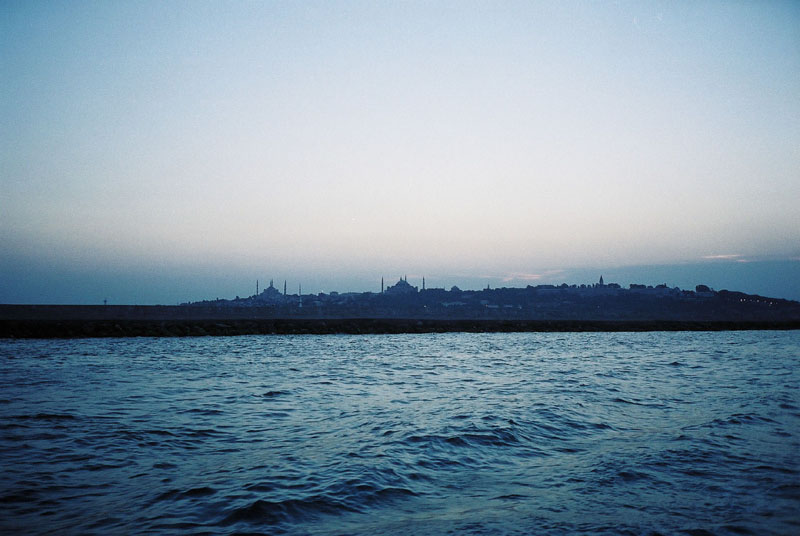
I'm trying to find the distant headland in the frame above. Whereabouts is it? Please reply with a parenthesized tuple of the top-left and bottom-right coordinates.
(2, 276, 799, 338)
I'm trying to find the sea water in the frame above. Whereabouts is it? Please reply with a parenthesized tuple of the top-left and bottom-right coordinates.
(1, 331, 798, 535)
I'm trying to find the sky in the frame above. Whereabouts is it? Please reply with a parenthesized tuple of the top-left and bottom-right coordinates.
(2, 1, 799, 304)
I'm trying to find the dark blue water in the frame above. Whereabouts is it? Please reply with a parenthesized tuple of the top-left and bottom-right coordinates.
(1, 332, 798, 535)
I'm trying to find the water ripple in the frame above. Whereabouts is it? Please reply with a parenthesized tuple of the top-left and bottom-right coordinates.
(0, 331, 798, 535)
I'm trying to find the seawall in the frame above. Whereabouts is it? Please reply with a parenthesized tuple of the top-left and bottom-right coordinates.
(1, 305, 798, 338)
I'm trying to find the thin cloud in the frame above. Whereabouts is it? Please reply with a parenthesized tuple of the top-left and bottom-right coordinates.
(501, 270, 564, 283)
(703, 254, 743, 260)
(466, 270, 565, 283)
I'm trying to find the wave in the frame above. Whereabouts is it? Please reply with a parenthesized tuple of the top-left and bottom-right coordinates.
(403, 425, 527, 450)
(261, 390, 290, 398)
(149, 486, 217, 506)
(10, 413, 76, 421)
(611, 397, 663, 408)
(217, 485, 416, 528)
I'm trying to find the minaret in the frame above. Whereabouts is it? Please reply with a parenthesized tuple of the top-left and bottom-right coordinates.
(270, 279, 273, 288)
(381, 277, 384, 294)
(256, 280, 259, 295)
(284, 280, 287, 296)
(599, 275, 604, 287)
(423, 277, 426, 291)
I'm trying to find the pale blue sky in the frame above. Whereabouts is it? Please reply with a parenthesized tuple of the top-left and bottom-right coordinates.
(2, 1, 799, 303)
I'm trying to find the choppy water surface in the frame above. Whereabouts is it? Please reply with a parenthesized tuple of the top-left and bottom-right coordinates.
(1, 332, 799, 535)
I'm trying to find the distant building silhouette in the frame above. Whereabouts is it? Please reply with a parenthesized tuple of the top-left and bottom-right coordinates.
(385, 277, 418, 295)
(255, 279, 283, 303)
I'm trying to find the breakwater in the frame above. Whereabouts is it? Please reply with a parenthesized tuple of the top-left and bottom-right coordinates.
(1, 305, 798, 338)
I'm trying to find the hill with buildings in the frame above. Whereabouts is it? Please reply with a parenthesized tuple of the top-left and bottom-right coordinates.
(183, 276, 800, 323)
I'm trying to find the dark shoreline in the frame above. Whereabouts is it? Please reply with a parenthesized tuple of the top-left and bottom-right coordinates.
(2, 315, 799, 339)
